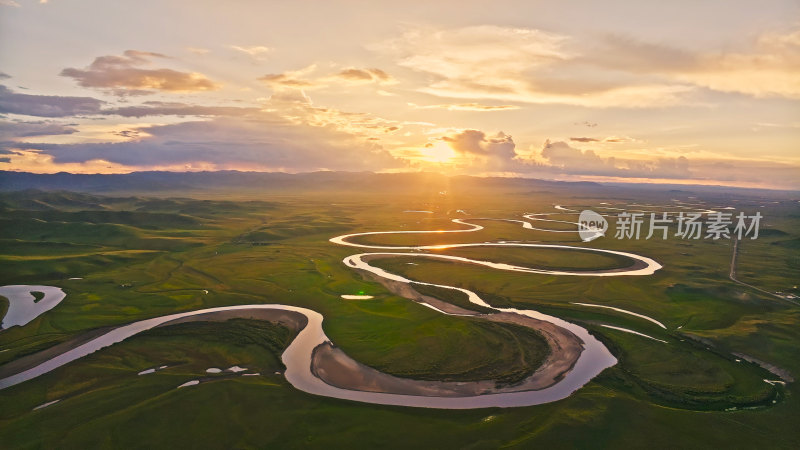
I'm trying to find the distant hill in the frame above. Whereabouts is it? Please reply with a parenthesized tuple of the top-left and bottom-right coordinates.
(0, 170, 601, 195)
(0, 170, 795, 199)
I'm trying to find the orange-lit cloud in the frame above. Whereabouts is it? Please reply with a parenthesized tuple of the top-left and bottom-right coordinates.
(258, 65, 319, 88)
(60, 50, 219, 95)
(259, 65, 395, 90)
(336, 68, 392, 83)
(0, 149, 134, 174)
(409, 102, 519, 111)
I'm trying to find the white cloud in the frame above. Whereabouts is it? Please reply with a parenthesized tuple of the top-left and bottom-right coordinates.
(409, 102, 519, 111)
(374, 25, 695, 108)
(685, 29, 800, 98)
(593, 28, 800, 99)
(229, 45, 272, 59)
(375, 25, 800, 106)
(263, 88, 403, 138)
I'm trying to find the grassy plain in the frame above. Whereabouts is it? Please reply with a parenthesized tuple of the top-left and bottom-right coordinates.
(0, 187, 798, 449)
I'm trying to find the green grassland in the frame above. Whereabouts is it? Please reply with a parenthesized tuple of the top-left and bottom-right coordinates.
(0, 189, 798, 449)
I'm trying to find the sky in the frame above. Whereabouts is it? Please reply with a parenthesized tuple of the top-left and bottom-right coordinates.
(0, 0, 798, 189)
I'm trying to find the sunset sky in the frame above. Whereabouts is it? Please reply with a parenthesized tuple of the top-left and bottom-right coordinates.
(1, 0, 798, 189)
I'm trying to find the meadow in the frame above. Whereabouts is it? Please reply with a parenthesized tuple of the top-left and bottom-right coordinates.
(0, 186, 798, 449)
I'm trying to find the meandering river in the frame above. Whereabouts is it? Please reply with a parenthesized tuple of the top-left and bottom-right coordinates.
(0, 210, 663, 408)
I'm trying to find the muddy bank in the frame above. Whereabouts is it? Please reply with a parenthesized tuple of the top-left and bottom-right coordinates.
(0, 325, 117, 379)
(319, 258, 585, 397)
(156, 308, 308, 332)
(733, 352, 794, 382)
(312, 309, 583, 397)
(356, 260, 479, 316)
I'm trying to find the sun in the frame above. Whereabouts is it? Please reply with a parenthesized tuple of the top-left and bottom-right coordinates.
(421, 141, 457, 163)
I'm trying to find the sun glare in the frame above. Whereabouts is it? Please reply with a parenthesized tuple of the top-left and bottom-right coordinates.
(421, 142, 457, 163)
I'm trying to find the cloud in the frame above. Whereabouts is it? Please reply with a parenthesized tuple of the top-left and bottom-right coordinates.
(410, 135, 794, 188)
(60, 50, 219, 94)
(587, 34, 700, 74)
(186, 47, 210, 55)
(569, 136, 637, 143)
(374, 25, 694, 108)
(0, 85, 262, 119)
(0, 0, 20, 7)
(442, 130, 489, 155)
(685, 158, 800, 188)
(679, 32, 800, 99)
(441, 129, 514, 157)
(230, 45, 271, 60)
(3, 89, 406, 172)
(264, 88, 403, 137)
(420, 132, 686, 179)
(426, 129, 519, 172)
(377, 25, 800, 106)
(540, 140, 615, 172)
(537, 140, 691, 178)
(259, 65, 395, 90)
(104, 101, 261, 118)
(0, 119, 77, 140)
(258, 74, 314, 88)
(0, 85, 105, 117)
(0, 78, 404, 171)
(594, 29, 800, 99)
(112, 129, 142, 139)
(410, 102, 519, 111)
(0, 72, 10, 79)
(602, 136, 637, 143)
(8, 113, 401, 172)
(258, 65, 318, 88)
(335, 68, 394, 84)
